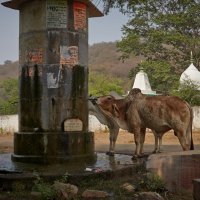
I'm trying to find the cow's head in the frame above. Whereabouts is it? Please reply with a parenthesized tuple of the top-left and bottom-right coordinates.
(96, 95, 120, 118)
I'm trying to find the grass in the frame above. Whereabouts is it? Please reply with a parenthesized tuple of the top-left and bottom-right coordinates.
(0, 162, 194, 200)
(0, 176, 193, 200)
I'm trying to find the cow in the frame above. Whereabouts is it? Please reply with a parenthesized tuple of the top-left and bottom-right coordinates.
(89, 92, 164, 156)
(88, 93, 120, 156)
(96, 88, 194, 158)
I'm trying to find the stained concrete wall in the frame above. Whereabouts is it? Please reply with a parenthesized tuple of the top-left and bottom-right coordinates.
(0, 114, 107, 133)
(0, 115, 18, 134)
(192, 106, 200, 130)
(89, 115, 107, 132)
(1, 106, 200, 133)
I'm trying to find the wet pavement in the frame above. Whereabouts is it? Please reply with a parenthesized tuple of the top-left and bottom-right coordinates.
(0, 152, 144, 190)
(0, 152, 137, 177)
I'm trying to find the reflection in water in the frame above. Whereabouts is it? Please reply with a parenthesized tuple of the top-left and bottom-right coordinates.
(108, 156, 117, 170)
(0, 153, 134, 176)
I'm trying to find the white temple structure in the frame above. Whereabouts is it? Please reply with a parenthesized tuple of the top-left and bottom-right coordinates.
(132, 68, 156, 95)
(180, 52, 200, 90)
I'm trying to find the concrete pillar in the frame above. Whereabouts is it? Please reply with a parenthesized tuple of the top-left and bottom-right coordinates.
(2, 0, 103, 163)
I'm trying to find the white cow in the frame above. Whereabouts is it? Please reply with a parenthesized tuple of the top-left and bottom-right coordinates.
(88, 93, 120, 155)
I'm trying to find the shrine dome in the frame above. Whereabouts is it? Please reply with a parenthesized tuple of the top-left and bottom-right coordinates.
(180, 54, 200, 90)
(132, 69, 156, 95)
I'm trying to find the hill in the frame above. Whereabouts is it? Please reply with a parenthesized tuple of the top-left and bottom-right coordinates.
(0, 61, 18, 80)
(0, 42, 141, 90)
(89, 42, 140, 79)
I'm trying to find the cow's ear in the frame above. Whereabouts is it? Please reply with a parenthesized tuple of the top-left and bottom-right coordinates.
(112, 104, 120, 117)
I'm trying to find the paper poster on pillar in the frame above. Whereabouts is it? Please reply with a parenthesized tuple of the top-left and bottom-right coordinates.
(47, 72, 60, 88)
(46, 65, 63, 88)
(60, 45, 79, 66)
(73, 2, 87, 31)
(46, 0, 67, 28)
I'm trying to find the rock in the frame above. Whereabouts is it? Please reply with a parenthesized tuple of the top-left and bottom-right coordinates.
(53, 181, 78, 200)
(120, 183, 135, 193)
(82, 189, 109, 198)
(146, 150, 200, 193)
(137, 192, 164, 200)
(193, 179, 200, 200)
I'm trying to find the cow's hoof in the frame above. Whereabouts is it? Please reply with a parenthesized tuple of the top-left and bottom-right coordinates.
(152, 150, 157, 154)
(131, 155, 142, 160)
(106, 151, 115, 156)
(131, 156, 137, 160)
(152, 149, 162, 154)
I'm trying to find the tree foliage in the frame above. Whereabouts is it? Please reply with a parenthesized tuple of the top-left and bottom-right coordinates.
(102, 0, 200, 93)
(0, 73, 124, 115)
(89, 71, 124, 96)
(171, 79, 200, 106)
(129, 60, 179, 93)
(0, 79, 18, 115)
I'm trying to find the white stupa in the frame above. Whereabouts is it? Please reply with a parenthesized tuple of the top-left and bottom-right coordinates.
(132, 68, 156, 95)
(180, 52, 200, 90)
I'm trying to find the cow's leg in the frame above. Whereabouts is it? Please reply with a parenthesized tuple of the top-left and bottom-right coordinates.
(158, 135, 163, 153)
(134, 133, 140, 157)
(132, 128, 142, 159)
(186, 118, 194, 150)
(177, 130, 190, 151)
(152, 131, 164, 153)
(139, 127, 146, 155)
(106, 127, 119, 156)
(152, 130, 158, 153)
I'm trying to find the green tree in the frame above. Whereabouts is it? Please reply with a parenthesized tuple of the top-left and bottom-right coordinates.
(0, 79, 18, 114)
(89, 71, 124, 96)
(102, 0, 200, 92)
(171, 79, 200, 106)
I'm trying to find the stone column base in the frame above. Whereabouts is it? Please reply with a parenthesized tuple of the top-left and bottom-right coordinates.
(12, 131, 95, 163)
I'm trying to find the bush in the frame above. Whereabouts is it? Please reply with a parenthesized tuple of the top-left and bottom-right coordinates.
(33, 172, 57, 200)
(0, 79, 18, 115)
(89, 72, 124, 96)
(171, 79, 200, 106)
(138, 173, 166, 193)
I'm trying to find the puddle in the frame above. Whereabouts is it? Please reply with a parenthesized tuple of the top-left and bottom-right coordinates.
(0, 153, 134, 176)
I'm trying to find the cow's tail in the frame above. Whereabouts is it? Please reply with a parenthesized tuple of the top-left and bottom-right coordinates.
(188, 105, 194, 150)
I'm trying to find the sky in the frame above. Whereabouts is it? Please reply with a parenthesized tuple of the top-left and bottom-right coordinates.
(0, 0, 128, 64)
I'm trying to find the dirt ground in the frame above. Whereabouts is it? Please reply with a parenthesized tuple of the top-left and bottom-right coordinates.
(95, 129, 200, 154)
(0, 130, 200, 154)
